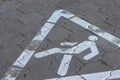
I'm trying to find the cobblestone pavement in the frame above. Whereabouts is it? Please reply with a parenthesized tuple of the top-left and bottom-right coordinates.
(1, 0, 120, 80)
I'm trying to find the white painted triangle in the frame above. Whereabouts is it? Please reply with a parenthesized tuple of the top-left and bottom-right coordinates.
(2, 9, 120, 80)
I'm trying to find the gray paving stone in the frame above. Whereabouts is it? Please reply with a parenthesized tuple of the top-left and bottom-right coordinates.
(56, 0, 85, 18)
(18, 0, 43, 14)
(90, 0, 115, 6)
(0, 45, 23, 63)
(48, 16, 85, 33)
(94, 21, 115, 34)
(57, 0, 106, 24)
(57, 2, 85, 24)
(71, 1, 107, 24)
(57, 0, 81, 9)
(38, 0, 61, 7)
(0, 32, 25, 48)
(95, 36, 118, 52)
(0, 61, 12, 79)
(0, 45, 23, 79)
(17, 0, 38, 3)
(77, 0, 89, 3)
(78, 61, 112, 75)
(102, 48, 120, 68)
(0, 20, 25, 33)
(0, 10, 23, 20)
(106, 15, 120, 27)
(16, 67, 33, 80)
(78, 1, 101, 12)
(0, 44, 4, 52)
(100, 5, 120, 16)
(47, 24, 72, 42)
(115, 0, 120, 7)
(0, 0, 22, 12)
(81, 11, 107, 24)
(0, 28, 7, 39)
(18, 12, 44, 25)
(63, 17, 86, 33)
(66, 30, 91, 42)
(36, 38, 59, 54)
(113, 27, 120, 38)
(37, 6, 60, 19)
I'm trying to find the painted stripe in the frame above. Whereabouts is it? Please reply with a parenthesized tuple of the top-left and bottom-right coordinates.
(1, 23, 55, 80)
(35, 41, 99, 60)
(70, 17, 120, 47)
(46, 70, 120, 80)
(57, 55, 73, 76)
(60, 42, 78, 46)
(2, 9, 120, 80)
(1, 66, 22, 80)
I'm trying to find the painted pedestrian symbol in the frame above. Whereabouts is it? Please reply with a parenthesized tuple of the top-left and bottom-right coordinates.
(35, 35, 99, 76)
(2, 9, 120, 80)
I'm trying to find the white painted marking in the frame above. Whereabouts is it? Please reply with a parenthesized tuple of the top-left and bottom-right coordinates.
(35, 41, 99, 59)
(60, 42, 78, 46)
(58, 55, 72, 76)
(46, 70, 120, 80)
(1, 67, 22, 80)
(58, 42, 77, 76)
(2, 9, 120, 80)
(35, 36, 99, 60)
(45, 76, 84, 80)
(70, 17, 120, 47)
(47, 10, 74, 23)
(35, 36, 99, 76)
(13, 49, 34, 68)
(88, 35, 98, 41)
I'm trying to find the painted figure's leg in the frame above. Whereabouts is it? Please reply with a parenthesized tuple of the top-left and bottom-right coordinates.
(83, 42, 99, 60)
(57, 55, 73, 76)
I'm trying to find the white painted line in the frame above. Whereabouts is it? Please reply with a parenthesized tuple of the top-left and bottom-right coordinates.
(45, 76, 84, 80)
(60, 42, 78, 46)
(57, 55, 73, 76)
(35, 36, 99, 60)
(70, 16, 120, 47)
(46, 69, 120, 80)
(2, 22, 55, 80)
(2, 9, 120, 80)
(35, 35, 99, 76)
(1, 67, 22, 80)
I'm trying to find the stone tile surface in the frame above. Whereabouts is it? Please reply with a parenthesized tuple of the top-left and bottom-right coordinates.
(0, 0, 120, 80)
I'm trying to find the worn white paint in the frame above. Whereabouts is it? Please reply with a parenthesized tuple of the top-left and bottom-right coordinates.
(46, 69, 120, 80)
(45, 76, 84, 80)
(59, 42, 77, 76)
(60, 42, 78, 46)
(57, 55, 72, 76)
(2, 9, 120, 80)
(88, 35, 98, 41)
(35, 36, 99, 76)
(35, 36, 99, 60)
